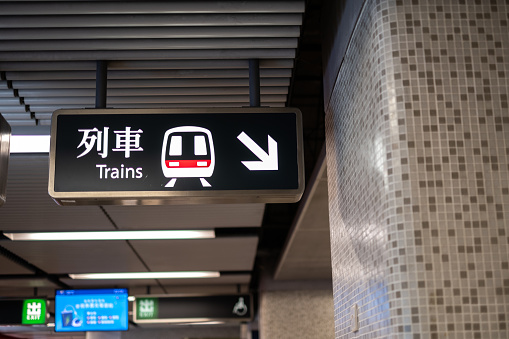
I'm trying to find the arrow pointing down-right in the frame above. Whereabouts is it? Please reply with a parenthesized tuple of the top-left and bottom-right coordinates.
(237, 132, 278, 171)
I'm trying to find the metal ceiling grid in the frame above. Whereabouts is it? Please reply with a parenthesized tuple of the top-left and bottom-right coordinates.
(0, 1, 305, 127)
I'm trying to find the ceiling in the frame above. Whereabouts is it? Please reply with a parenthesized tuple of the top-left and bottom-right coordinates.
(0, 0, 329, 337)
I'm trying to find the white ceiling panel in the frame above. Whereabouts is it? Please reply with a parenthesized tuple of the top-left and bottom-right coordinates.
(0, 241, 147, 274)
(130, 237, 259, 272)
(0, 155, 115, 231)
(105, 204, 265, 229)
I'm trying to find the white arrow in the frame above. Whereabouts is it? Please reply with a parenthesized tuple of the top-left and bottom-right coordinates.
(237, 132, 278, 171)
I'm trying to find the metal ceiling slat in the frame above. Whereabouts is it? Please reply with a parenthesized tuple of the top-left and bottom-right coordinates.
(2, 119, 35, 126)
(20, 86, 288, 97)
(24, 94, 288, 105)
(0, 59, 294, 71)
(0, 26, 301, 40)
(0, 38, 298, 51)
(0, 61, 96, 71)
(6, 69, 292, 80)
(0, 89, 15, 98)
(12, 78, 291, 89)
(0, 14, 302, 28)
(0, 105, 27, 112)
(0, 97, 21, 105)
(0, 1, 305, 15)
(2, 113, 31, 120)
(0, 49, 296, 61)
(109, 59, 295, 70)
(30, 102, 286, 113)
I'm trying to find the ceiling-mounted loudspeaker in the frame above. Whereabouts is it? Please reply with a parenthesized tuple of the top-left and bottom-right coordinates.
(0, 113, 11, 206)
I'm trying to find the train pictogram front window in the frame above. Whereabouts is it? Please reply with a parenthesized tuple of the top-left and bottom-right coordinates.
(161, 126, 215, 188)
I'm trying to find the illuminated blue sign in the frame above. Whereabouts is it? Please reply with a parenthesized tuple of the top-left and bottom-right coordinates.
(55, 289, 128, 332)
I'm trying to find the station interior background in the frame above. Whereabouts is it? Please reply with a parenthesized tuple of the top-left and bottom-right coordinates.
(0, 0, 333, 338)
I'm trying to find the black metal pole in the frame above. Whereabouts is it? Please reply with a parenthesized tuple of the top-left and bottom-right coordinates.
(95, 60, 107, 108)
(249, 59, 260, 107)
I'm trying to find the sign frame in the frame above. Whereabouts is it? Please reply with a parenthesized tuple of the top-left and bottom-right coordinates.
(0, 113, 11, 206)
(132, 293, 253, 324)
(48, 107, 304, 205)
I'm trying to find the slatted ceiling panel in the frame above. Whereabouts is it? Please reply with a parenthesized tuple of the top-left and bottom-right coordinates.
(5, 69, 291, 80)
(1, 1, 304, 14)
(1, 26, 301, 39)
(20, 87, 288, 97)
(0, 59, 295, 71)
(104, 204, 265, 229)
(12, 78, 291, 89)
(0, 241, 149, 274)
(24, 95, 287, 105)
(0, 1, 303, 128)
(0, 155, 114, 231)
(130, 237, 259, 272)
(0, 13, 302, 28)
(0, 49, 296, 61)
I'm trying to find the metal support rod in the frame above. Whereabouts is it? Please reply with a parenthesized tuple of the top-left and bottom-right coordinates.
(249, 59, 260, 107)
(95, 60, 107, 108)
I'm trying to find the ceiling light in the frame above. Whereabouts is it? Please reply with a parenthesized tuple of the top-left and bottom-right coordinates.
(10, 135, 50, 153)
(175, 320, 226, 326)
(69, 271, 220, 280)
(2, 230, 215, 241)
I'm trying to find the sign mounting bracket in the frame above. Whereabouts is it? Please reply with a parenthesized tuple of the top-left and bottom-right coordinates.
(249, 59, 260, 107)
(95, 60, 108, 109)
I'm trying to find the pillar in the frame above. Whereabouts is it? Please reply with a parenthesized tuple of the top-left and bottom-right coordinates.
(324, 0, 509, 338)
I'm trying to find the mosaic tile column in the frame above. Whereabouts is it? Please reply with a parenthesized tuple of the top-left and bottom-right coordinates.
(325, 0, 509, 338)
(259, 289, 335, 339)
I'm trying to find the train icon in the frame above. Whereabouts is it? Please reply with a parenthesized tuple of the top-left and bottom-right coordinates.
(161, 126, 215, 188)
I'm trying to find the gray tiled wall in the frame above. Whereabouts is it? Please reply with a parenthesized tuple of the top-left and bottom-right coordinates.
(325, 0, 509, 338)
(259, 289, 335, 339)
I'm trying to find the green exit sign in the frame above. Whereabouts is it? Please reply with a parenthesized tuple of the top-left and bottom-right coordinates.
(136, 298, 158, 319)
(22, 299, 47, 325)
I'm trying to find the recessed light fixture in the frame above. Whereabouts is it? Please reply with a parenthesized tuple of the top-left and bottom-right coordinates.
(175, 320, 226, 326)
(69, 271, 220, 280)
(10, 135, 51, 153)
(3, 230, 215, 241)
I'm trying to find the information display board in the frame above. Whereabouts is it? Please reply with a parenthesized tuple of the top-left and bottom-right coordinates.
(54, 288, 128, 332)
(49, 108, 304, 205)
(134, 294, 252, 324)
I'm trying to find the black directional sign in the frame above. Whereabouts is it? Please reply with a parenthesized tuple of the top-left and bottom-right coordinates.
(49, 108, 304, 205)
(133, 294, 252, 324)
